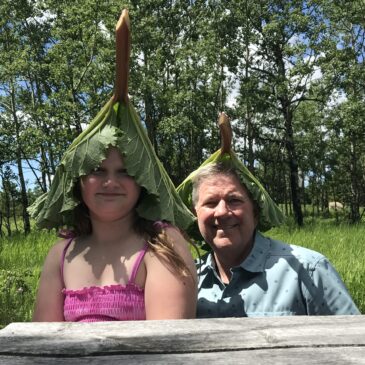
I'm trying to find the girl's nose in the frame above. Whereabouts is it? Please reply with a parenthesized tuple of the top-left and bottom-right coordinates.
(102, 174, 119, 187)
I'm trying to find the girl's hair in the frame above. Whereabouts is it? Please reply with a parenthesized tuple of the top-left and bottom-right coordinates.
(134, 217, 194, 278)
(70, 183, 194, 279)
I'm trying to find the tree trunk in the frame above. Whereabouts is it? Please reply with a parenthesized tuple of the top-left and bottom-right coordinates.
(272, 40, 303, 226)
(0, 211, 3, 237)
(16, 155, 31, 234)
(11, 197, 19, 233)
(349, 136, 360, 223)
(10, 82, 31, 234)
(244, 42, 255, 173)
(283, 107, 303, 226)
(2, 181, 12, 237)
(246, 118, 255, 173)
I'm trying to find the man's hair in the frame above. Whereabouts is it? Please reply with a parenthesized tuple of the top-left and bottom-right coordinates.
(191, 162, 240, 206)
(191, 162, 260, 218)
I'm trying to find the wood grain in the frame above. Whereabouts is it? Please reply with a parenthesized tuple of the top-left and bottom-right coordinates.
(0, 316, 364, 364)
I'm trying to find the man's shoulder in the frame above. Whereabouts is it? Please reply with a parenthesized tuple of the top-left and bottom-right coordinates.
(261, 233, 326, 265)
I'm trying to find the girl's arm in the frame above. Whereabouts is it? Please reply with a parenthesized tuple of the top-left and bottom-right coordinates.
(32, 240, 66, 321)
(144, 227, 197, 319)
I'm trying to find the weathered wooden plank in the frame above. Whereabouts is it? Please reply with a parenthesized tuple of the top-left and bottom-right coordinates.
(0, 316, 364, 362)
(1, 347, 365, 365)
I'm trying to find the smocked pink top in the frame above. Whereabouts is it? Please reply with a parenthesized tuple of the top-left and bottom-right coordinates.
(61, 239, 147, 322)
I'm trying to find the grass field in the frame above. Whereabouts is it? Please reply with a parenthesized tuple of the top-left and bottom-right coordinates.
(0, 219, 364, 328)
(0, 230, 57, 328)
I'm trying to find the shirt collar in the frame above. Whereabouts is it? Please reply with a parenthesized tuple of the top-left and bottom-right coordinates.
(240, 231, 270, 273)
(196, 251, 215, 274)
(197, 231, 270, 275)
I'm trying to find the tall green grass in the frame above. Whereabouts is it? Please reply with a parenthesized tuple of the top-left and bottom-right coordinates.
(0, 220, 363, 328)
(0, 230, 57, 328)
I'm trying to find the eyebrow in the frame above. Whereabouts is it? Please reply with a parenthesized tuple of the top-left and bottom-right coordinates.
(201, 192, 246, 201)
(227, 193, 248, 199)
(94, 167, 127, 172)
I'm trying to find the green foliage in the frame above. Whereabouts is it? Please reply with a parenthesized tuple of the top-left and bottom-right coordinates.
(1, 0, 364, 232)
(0, 269, 35, 325)
(0, 230, 56, 328)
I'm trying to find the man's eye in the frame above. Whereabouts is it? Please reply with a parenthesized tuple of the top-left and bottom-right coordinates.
(204, 201, 217, 207)
(228, 198, 245, 205)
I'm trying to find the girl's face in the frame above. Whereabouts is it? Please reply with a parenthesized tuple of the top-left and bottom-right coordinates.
(80, 147, 141, 223)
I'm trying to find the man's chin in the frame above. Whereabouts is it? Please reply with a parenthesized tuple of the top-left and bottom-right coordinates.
(211, 238, 235, 249)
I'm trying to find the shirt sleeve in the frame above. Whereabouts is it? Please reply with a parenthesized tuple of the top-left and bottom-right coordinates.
(304, 257, 360, 315)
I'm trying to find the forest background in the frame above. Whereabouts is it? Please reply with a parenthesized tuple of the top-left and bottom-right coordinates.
(1, 0, 364, 234)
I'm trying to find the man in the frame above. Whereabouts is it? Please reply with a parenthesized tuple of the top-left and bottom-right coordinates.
(188, 162, 360, 317)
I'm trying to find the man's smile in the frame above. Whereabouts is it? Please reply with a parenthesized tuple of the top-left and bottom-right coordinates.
(213, 223, 239, 231)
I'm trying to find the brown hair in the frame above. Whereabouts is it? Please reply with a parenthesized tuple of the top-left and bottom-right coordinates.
(70, 182, 194, 279)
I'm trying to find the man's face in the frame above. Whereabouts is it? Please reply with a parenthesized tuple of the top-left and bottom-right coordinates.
(194, 174, 258, 257)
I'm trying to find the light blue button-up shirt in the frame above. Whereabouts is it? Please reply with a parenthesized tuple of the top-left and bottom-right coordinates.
(196, 232, 360, 317)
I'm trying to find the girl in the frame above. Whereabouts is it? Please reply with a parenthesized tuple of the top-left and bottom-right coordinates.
(32, 9, 197, 321)
(32, 146, 197, 321)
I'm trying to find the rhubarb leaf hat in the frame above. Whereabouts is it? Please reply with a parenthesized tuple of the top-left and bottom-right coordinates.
(177, 113, 284, 240)
(29, 10, 195, 231)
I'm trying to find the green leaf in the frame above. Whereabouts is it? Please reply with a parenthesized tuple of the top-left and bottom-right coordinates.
(114, 102, 196, 229)
(29, 98, 195, 231)
(177, 149, 285, 241)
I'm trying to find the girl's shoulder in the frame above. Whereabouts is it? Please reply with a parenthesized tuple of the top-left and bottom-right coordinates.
(38, 238, 74, 279)
(46, 238, 74, 262)
(167, 227, 188, 244)
(147, 223, 193, 265)
(153, 220, 186, 240)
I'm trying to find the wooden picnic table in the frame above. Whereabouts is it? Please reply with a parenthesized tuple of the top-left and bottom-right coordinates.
(0, 315, 364, 364)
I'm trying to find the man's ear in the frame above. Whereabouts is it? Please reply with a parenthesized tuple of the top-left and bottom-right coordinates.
(253, 207, 260, 228)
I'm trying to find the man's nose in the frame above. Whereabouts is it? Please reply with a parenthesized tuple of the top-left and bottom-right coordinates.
(214, 200, 230, 217)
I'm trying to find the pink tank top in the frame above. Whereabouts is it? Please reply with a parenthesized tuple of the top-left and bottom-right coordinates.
(61, 239, 147, 322)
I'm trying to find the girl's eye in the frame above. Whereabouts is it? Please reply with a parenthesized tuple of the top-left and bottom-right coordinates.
(90, 168, 104, 175)
(117, 169, 129, 176)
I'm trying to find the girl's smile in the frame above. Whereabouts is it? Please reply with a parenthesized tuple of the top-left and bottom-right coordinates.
(80, 147, 141, 222)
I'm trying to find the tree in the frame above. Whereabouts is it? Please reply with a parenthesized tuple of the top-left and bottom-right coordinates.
(234, 0, 334, 226)
(320, 0, 365, 223)
(0, 0, 38, 233)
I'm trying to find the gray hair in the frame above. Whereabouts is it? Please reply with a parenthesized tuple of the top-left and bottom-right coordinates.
(191, 162, 244, 207)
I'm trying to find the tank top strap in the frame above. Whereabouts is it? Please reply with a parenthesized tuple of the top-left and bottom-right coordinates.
(60, 237, 74, 288)
(129, 242, 149, 284)
(153, 220, 170, 230)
